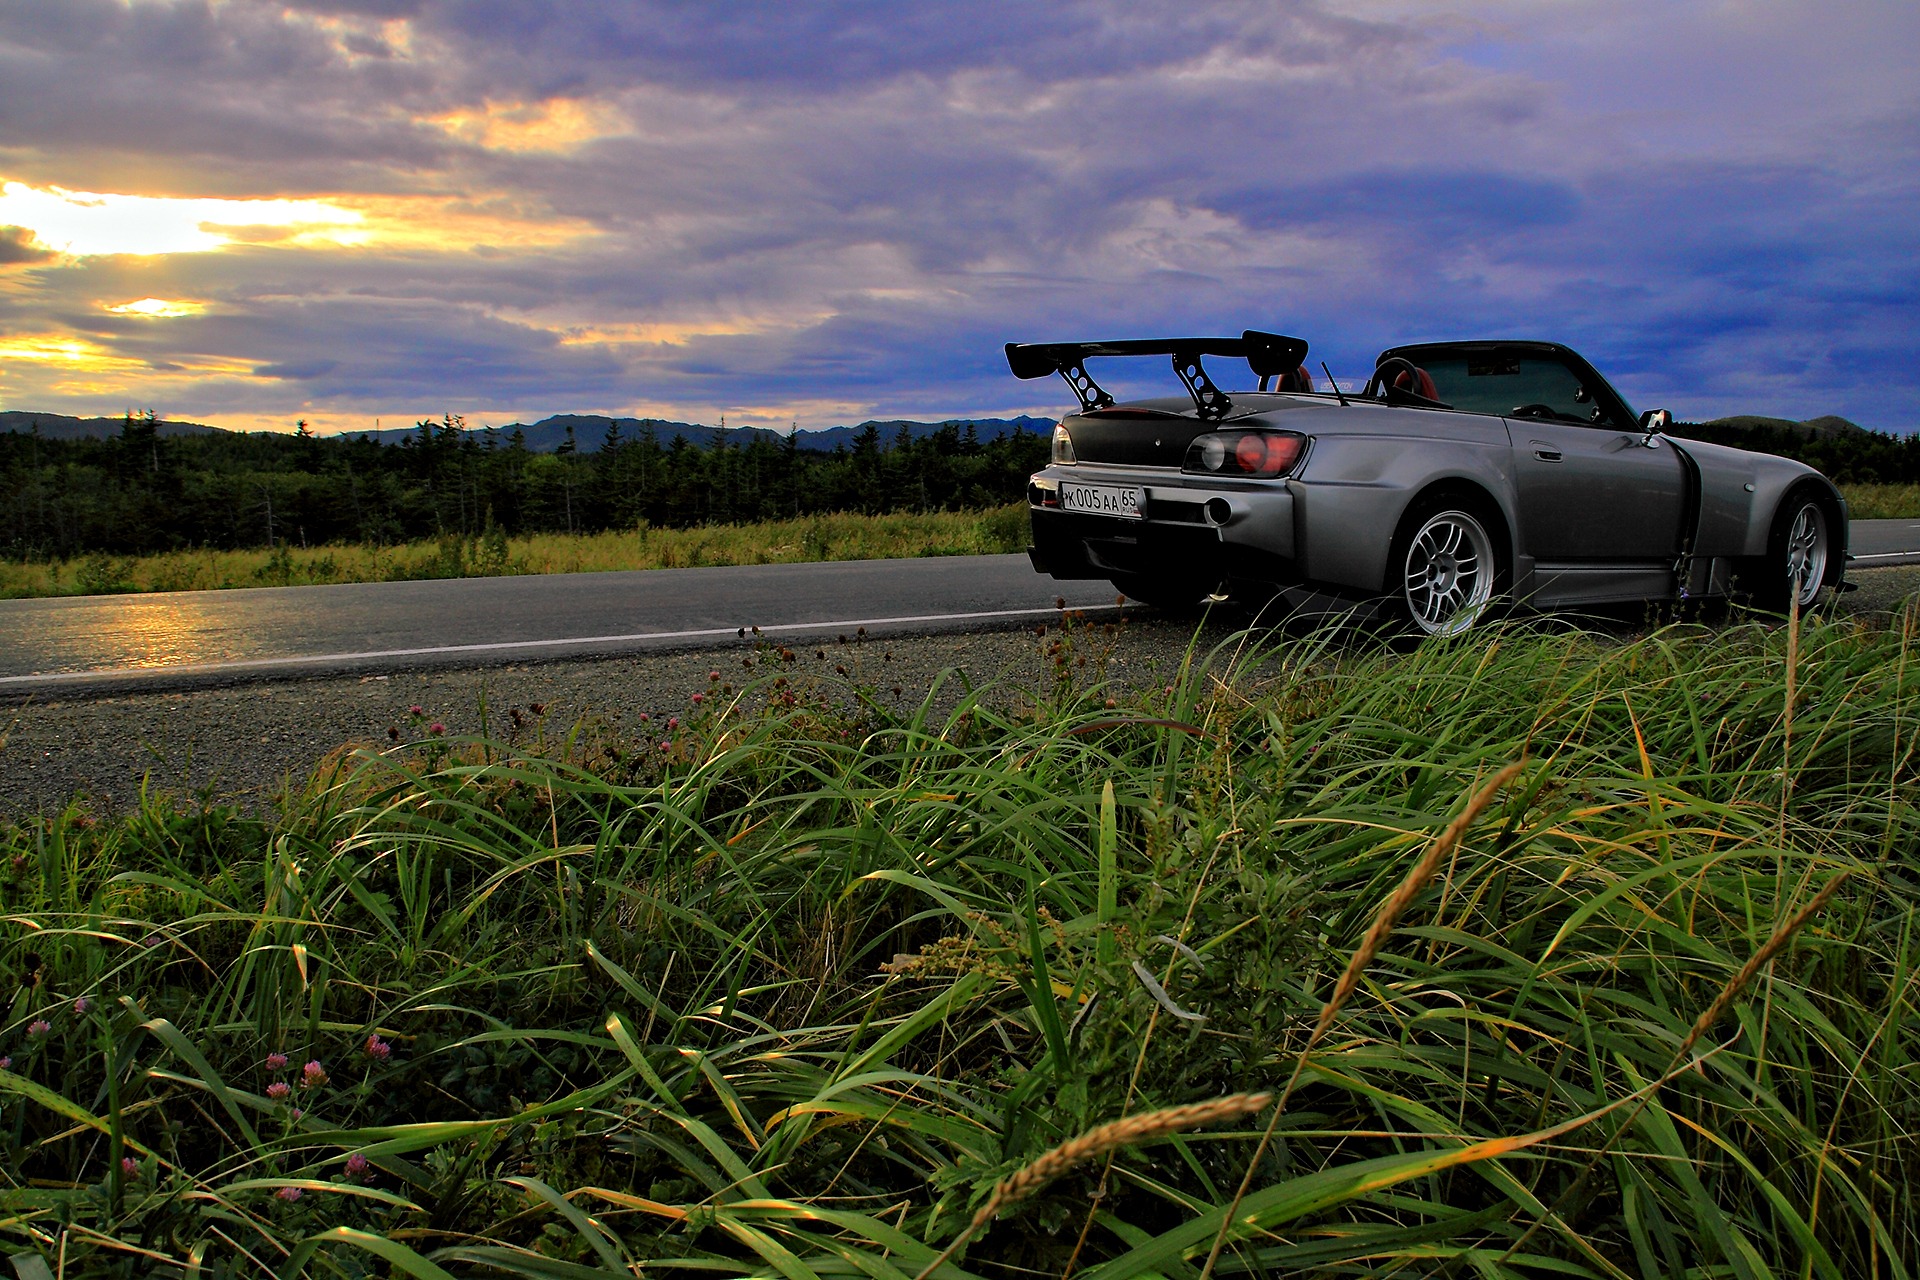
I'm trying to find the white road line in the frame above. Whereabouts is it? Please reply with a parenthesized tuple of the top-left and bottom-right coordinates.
(1850, 551, 1920, 562)
(0, 603, 1119, 686)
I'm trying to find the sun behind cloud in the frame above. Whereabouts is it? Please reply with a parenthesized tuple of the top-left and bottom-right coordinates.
(106, 298, 207, 318)
(0, 182, 365, 258)
(0, 181, 596, 262)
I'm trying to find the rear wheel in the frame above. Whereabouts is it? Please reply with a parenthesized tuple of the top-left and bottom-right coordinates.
(1387, 497, 1506, 637)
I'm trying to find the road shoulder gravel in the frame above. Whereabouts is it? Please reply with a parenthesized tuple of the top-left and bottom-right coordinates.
(4, 566, 1915, 820)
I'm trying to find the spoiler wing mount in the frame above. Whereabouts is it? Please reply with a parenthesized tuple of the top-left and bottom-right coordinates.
(1004, 330, 1309, 419)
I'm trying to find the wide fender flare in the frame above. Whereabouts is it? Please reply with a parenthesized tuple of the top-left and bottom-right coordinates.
(1293, 433, 1518, 593)
(1741, 468, 1850, 562)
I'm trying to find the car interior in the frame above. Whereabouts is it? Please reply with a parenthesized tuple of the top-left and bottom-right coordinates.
(1373, 350, 1634, 428)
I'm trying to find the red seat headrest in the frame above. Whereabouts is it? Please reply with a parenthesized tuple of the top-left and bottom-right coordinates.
(1393, 367, 1439, 400)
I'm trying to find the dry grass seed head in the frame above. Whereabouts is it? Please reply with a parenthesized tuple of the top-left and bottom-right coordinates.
(1308, 760, 1526, 1053)
(913, 1092, 1271, 1280)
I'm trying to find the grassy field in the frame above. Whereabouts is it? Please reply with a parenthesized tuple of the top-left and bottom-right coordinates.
(1841, 483, 1920, 520)
(2, 484, 1915, 599)
(2, 603, 1915, 1277)
(0, 506, 1032, 599)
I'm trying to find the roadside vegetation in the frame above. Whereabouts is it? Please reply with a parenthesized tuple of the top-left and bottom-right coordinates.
(0, 506, 1031, 599)
(0, 413, 1050, 569)
(1840, 482, 1920, 520)
(3, 603, 1914, 1277)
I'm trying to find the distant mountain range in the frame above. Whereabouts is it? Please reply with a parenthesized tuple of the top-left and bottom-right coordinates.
(0, 410, 1057, 453)
(1687, 414, 1865, 439)
(0, 410, 225, 440)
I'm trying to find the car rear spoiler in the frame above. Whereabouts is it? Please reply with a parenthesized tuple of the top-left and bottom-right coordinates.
(1005, 330, 1309, 419)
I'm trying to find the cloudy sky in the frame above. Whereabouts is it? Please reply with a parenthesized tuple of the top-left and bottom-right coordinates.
(0, 0, 1914, 435)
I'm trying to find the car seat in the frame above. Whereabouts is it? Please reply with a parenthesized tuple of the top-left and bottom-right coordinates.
(1392, 366, 1439, 400)
(1275, 365, 1315, 393)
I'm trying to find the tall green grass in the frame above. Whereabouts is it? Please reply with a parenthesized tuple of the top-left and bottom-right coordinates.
(2, 606, 1916, 1277)
(0, 506, 1031, 599)
(1843, 483, 1920, 520)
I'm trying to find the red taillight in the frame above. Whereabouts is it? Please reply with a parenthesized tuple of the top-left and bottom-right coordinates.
(1186, 430, 1304, 478)
(1258, 433, 1304, 475)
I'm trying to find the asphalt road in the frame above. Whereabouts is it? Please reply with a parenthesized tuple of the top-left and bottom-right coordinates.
(3, 519, 1917, 699)
(0, 553, 1123, 696)
(1849, 518, 1920, 566)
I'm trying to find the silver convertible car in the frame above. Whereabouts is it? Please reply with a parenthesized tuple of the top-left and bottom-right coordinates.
(1010, 331, 1847, 635)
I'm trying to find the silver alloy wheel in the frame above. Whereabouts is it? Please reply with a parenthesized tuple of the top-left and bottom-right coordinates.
(1403, 509, 1496, 637)
(1784, 501, 1829, 608)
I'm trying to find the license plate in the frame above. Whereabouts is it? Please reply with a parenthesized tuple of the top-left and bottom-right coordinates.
(1060, 482, 1142, 519)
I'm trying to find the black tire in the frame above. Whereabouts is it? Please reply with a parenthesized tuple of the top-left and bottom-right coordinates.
(1384, 491, 1510, 638)
(1110, 573, 1213, 611)
(1737, 488, 1838, 614)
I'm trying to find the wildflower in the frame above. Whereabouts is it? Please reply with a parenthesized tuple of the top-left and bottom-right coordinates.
(73, 997, 90, 1014)
(121, 1156, 139, 1177)
(267, 1081, 291, 1100)
(265, 1052, 289, 1071)
(289, 1108, 304, 1120)
(409, 704, 423, 715)
(275, 1186, 303, 1202)
(637, 711, 650, 722)
(27, 1020, 50, 1037)
(708, 669, 720, 681)
(659, 741, 671, 753)
(364, 1034, 391, 1060)
(429, 721, 445, 735)
(0, 1057, 11, 1070)
(301, 1060, 327, 1087)
(690, 692, 704, 704)
(345, 1153, 369, 1177)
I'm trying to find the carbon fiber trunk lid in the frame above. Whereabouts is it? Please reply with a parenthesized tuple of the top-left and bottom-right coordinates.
(1064, 404, 1211, 467)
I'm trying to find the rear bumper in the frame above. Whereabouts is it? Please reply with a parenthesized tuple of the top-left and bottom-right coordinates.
(1026, 468, 1301, 588)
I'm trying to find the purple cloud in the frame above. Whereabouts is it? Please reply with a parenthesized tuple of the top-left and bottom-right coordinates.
(0, 0, 1912, 433)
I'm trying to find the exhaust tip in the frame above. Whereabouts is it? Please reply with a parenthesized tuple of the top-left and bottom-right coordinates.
(1204, 497, 1233, 526)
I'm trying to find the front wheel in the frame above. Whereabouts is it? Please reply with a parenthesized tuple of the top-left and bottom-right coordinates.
(1388, 501, 1504, 637)
(1740, 493, 1835, 613)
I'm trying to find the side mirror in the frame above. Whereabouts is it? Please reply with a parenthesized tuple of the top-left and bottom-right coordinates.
(1639, 407, 1672, 447)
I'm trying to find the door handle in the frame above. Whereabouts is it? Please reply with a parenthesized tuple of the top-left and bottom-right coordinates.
(1531, 444, 1563, 463)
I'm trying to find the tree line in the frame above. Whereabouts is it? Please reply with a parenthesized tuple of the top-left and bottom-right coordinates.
(1674, 419, 1920, 486)
(0, 414, 1050, 559)
(4, 409, 1911, 561)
